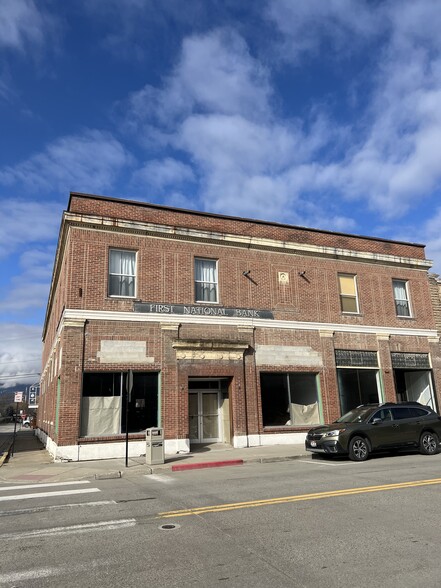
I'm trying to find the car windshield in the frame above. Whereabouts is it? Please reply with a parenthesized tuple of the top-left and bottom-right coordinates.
(335, 407, 375, 423)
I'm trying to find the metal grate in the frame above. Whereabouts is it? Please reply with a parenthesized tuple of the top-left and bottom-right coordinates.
(391, 352, 430, 369)
(335, 349, 378, 367)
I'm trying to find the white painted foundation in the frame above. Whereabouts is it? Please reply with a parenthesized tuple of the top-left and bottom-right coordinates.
(36, 429, 307, 462)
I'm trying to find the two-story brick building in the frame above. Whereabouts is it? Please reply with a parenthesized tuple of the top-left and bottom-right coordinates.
(38, 192, 441, 461)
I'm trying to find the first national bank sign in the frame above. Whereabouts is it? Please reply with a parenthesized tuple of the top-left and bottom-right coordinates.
(134, 302, 274, 320)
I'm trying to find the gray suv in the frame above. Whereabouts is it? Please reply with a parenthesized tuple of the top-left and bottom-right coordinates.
(305, 402, 441, 461)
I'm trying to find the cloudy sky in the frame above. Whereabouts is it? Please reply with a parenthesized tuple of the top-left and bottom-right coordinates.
(1, 0, 441, 387)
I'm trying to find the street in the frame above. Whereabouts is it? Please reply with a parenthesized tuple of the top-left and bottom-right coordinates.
(1, 451, 441, 587)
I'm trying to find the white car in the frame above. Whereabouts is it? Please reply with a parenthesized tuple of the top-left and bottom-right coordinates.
(22, 418, 31, 428)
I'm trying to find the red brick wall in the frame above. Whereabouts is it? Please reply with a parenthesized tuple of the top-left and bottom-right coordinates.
(69, 192, 426, 259)
(39, 193, 441, 447)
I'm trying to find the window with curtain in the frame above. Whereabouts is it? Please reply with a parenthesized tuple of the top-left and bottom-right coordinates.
(392, 279, 411, 317)
(108, 249, 136, 297)
(338, 274, 359, 313)
(195, 258, 218, 302)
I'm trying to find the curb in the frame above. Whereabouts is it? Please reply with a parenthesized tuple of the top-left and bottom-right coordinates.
(145, 452, 310, 474)
(0, 444, 12, 467)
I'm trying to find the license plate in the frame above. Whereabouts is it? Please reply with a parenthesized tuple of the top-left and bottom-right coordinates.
(310, 441, 317, 447)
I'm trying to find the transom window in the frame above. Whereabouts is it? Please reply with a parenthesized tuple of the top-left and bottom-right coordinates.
(108, 249, 136, 297)
(195, 258, 218, 303)
(392, 279, 411, 317)
(338, 274, 359, 313)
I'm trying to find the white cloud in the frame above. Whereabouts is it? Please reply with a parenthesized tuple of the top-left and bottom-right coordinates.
(124, 28, 272, 132)
(266, 0, 383, 61)
(0, 248, 53, 314)
(131, 158, 195, 191)
(424, 207, 441, 275)
(120, 3, 441, 234)
(264, 0, 441, 220)
(0, 0, 57, 53)
(0, 323, 41, 388)
(0, 199, 61, 258)
(0, 130, 133, 194)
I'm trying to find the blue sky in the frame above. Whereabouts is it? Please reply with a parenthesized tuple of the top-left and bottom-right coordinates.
(1, 0, 441, 387)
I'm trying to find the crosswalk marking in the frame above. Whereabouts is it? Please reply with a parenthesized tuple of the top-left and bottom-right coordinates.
(0, 488, 101, 502)
(0, 518, 136, 540)
(147, 474, 176, 483)
(0, 480, 91, 492)
(0, 558, 112, 583)
(0, 500, 116, 517)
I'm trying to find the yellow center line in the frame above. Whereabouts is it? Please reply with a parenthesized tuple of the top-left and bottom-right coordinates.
(158, 477, 441, 518)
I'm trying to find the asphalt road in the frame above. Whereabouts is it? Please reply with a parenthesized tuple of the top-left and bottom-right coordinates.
(1, 450, 441, 587)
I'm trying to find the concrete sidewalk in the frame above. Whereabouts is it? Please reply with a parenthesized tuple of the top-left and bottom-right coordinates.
(0, 429, 310, 484)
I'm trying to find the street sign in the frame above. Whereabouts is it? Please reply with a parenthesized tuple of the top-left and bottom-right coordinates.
(14, 392, 23, 403)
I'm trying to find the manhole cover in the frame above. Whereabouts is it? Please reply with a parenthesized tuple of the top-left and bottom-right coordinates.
(159, 523, 180, 531)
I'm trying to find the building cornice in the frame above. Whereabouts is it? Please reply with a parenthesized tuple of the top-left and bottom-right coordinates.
(64, 211, 432, 270)
(62, 308, 437, 338)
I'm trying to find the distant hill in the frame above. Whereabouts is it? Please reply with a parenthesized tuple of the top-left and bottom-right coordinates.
(0, 384, 32, 402)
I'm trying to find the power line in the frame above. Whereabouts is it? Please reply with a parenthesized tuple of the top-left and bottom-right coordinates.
(0, 373, 40, 380)
(0, 359, 41, 366)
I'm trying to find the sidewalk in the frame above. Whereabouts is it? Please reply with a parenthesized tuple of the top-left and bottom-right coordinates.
(0, 429, 310, 484)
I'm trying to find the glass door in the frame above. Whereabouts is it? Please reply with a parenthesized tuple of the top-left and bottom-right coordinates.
(189, 390, 221, 442)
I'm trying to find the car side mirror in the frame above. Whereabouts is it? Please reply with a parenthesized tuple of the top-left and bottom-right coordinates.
(372, 418, 382, 424)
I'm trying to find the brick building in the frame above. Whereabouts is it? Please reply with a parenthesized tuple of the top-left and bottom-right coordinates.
(38, 192, 441, 461)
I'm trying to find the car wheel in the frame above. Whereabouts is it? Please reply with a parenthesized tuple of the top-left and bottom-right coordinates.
(419, 431, 439, 455)
(348, 436, 370, 461)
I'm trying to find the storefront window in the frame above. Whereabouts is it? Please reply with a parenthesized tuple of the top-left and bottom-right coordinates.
(81, 372, 158, 437)
(260, 373, 320, 427)
(337, 369, 381, 414)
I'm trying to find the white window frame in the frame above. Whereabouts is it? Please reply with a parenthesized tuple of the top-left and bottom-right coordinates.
(108, 249, 137, 298)
(392, 279, 412, 317)
(338, 273, 359, 314)
(194, 258, 218, 303)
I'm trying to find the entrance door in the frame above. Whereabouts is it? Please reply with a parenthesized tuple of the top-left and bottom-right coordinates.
(189, 390, 221, 443)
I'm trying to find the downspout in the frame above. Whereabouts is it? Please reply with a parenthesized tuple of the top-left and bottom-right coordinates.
(78, 319, 88, 460)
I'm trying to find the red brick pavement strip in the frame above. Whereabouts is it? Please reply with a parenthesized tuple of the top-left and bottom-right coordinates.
(171, 459, 244, 472)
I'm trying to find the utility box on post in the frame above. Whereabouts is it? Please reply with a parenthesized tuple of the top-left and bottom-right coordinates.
(146, 428, 164, 465)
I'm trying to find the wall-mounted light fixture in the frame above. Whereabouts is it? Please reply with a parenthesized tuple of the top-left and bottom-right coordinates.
(298, 271, 310, 283)
(243, 270, 258, 285)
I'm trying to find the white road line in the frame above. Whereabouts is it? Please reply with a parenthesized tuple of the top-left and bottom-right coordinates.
(0, 500, 116, 517)
(0, 558, 112, 584)
(297, 459, 353, 467)
(147, 474, 176, 483)
(0, 480, 90, 492)
(0, 488, 101, 502)
(0, 518, 136, 540)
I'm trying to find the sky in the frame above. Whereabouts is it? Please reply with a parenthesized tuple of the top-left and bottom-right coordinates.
(1, 0, 441, 388)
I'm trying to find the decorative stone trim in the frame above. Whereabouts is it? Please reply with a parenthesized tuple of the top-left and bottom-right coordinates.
(160, 323, 180, 332)
(172, 339, 249, 361)
(319, 330, 334, 338)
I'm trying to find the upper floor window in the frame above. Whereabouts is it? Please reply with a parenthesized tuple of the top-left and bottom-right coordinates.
(195, 258, 218, 303)
(392, 279, 411, 317)
(108, 249, 136, 297)
(338, 274, 359, 313)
